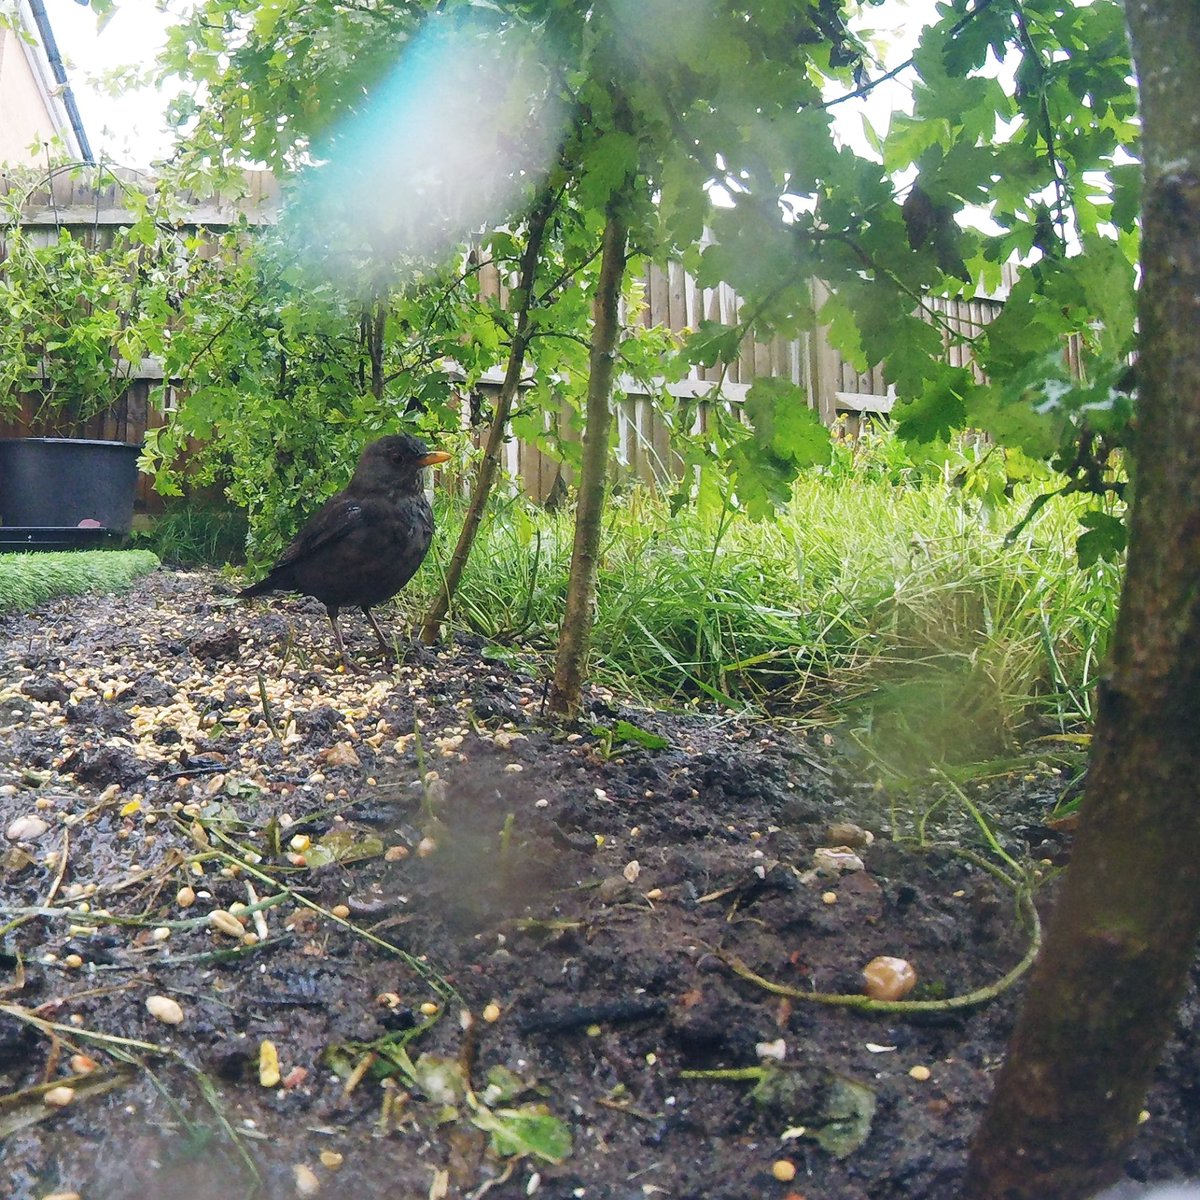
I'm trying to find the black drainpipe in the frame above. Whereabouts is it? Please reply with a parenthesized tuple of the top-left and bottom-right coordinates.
(25, 0, 95, 163)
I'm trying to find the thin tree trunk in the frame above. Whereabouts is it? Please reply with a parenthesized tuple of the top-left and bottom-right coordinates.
(367, 294, 385, 402)
(547, 203, 628, 719)
(420, 187, 555, 645)
(963, 4, 1200, 1196)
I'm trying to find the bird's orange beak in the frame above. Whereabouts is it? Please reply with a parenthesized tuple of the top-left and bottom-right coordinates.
(418, 451, 452, 467)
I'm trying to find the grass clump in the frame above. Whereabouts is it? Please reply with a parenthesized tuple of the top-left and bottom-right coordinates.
(0, 550, 161, 613)
(137, 502, 249, 567)
(391, 460, 1118, 775)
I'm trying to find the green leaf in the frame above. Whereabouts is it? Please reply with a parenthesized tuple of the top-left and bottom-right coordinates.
(470, 1104, 574, 1164)
(744, 378, 831, 468)
(407, 1055, 468, 1105)
(579, 130, 639, 210)
(807, 1075, 878, 1159)
(749, 1065, 876, 1159)
(726, 439, 798, 519)
(479, 1065, 531, 1107)
(314, 827, 385, 864)
(1076, 509, 1127, 568)
(893, 366, 973, 444)
(590, 720, 669, 750)
(1067, 237, 1136, 357)
(883, 114, 952, 174)
(683, 321, 742, 368)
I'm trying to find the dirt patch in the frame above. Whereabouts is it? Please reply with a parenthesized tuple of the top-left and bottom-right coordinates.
(0, 569, 1196, 1199)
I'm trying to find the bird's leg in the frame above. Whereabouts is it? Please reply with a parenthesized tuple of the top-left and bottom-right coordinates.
(325, 605, 355, 672)
(362, 607, 395, 658)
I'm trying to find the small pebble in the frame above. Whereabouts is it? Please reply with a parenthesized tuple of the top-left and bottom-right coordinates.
(259, 1040, 281, 1088)
(6, 815, 49, 842)
(756, 1038, 787, 1062)
(293, 1163, 321, 1197)
(812, 846, 865, 874)
(43, 1086, 76, 1108)
(909, 1064, 932, 1082)
(597, 876, 629, 904)
(824, 821, 873, 848)
(323, 742, 360, 768)
(863, 956, 918, 1002)
(146, 995, 185, 1025)
(772, 1160, 797, 1183)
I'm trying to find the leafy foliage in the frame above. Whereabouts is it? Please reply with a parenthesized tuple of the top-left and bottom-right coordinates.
(64, 1, 1138, 532)
(0, 171, 180, 429)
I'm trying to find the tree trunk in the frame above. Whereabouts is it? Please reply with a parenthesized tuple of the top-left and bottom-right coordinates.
(367, 294, 385, 402)
(962, 4, 1200, 1197)
(419, 187, 555, 645)
(546, 203, 628, 719)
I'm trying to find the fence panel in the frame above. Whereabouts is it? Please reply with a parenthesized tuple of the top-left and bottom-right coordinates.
(2, 170, 1019, 506)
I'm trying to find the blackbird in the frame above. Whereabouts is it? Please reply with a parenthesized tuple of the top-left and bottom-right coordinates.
(239, 434, 451, 668)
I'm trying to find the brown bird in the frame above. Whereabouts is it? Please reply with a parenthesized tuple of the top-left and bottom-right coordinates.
(239, 434, 451, 668)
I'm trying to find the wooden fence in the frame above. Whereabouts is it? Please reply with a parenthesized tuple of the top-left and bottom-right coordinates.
(1, 167, 1013, 508)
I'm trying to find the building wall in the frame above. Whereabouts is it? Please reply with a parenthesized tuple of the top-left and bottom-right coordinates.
(0, 8, 77, 165)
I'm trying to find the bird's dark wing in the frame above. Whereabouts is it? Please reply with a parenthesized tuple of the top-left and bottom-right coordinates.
(263, 496, 369, 579)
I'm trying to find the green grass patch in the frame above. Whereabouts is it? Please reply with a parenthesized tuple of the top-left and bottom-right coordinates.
(0, 550, 161, 613)
(384, 473, 1118, 776)
(136, 501, 249, 567)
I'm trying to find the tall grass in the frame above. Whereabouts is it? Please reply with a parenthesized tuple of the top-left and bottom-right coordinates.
(138, 502, 249, 567)
(392, 460, 1120, 771)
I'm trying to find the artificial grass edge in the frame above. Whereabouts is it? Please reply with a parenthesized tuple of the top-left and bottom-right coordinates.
(0, 550, 162, 614)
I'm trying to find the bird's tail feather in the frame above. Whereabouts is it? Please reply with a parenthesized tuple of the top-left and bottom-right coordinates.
(238, 577, 276, 598)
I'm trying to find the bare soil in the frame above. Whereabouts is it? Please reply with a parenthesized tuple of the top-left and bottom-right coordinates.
(0, 569, 1197, 1199)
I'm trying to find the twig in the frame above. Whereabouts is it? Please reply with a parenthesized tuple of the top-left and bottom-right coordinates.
(257, 670, 281, 739)
(41, 827, 69, 907)
(718, 888, 1041, 1013)
(200, 843, 460, 1003)
(517, 998, 668, 1034)
(596, 1096, 663, 1122)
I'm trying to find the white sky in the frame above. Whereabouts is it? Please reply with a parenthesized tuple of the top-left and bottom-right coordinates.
(43, 0, 938, 169)
(46, 0, 176, 163)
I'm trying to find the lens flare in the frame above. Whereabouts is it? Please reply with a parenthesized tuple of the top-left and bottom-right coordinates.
(289, 14, 565, 272)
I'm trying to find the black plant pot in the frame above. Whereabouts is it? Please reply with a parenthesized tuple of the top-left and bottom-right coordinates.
(0, 438, 142, 544)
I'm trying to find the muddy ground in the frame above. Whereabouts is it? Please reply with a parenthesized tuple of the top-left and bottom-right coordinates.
(0, 569, 1197, 1200)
